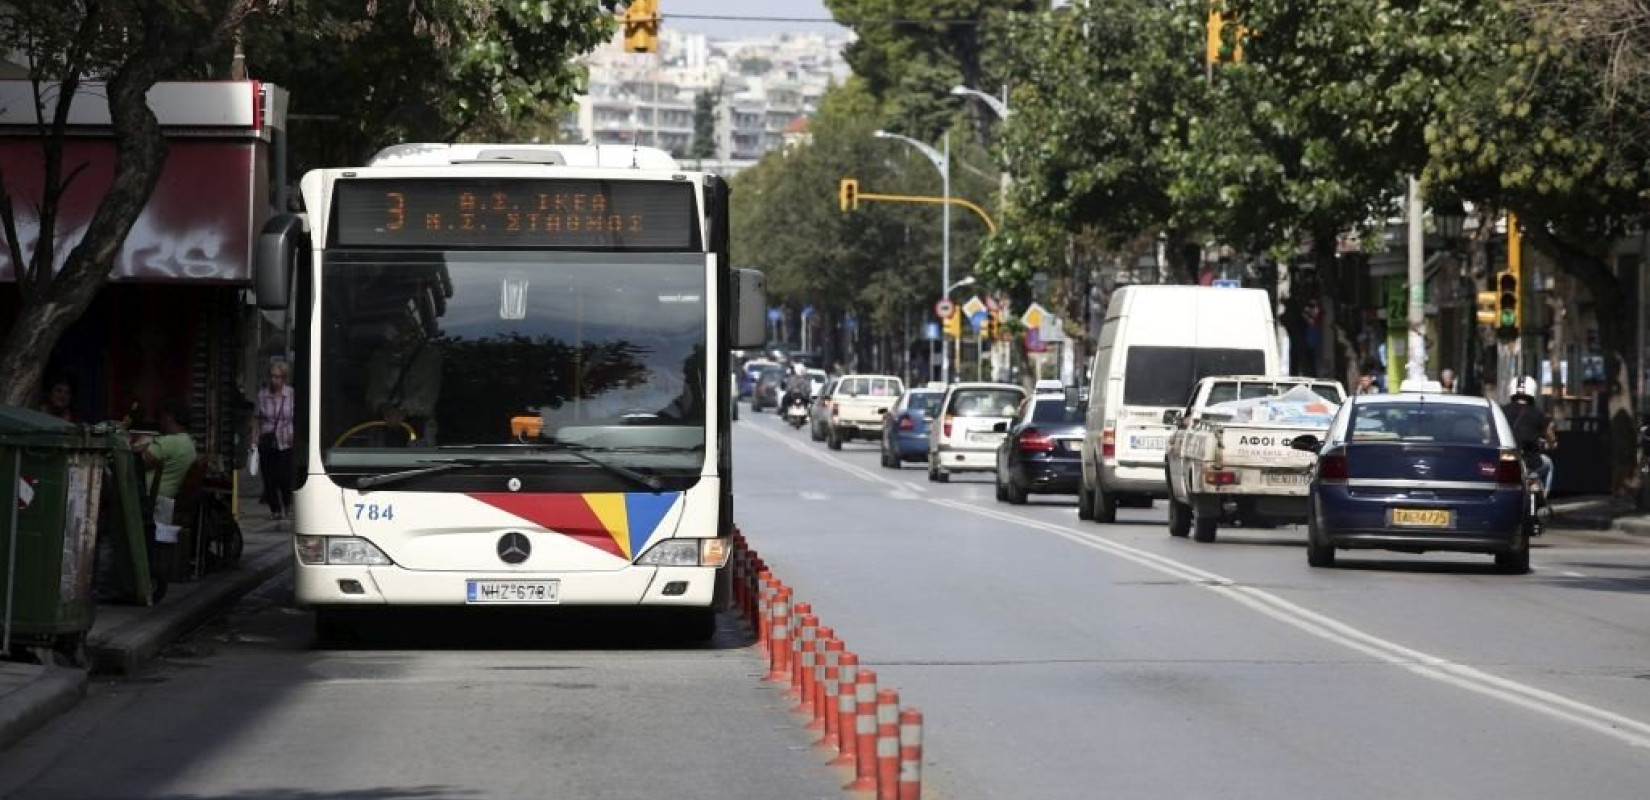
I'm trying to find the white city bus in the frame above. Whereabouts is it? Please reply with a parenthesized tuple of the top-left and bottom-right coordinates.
(255, 144, 766, 640)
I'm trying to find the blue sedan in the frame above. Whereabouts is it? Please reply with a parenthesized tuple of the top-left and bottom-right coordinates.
(1294, 392, 1531, 573)
(880, 388, 944, 468)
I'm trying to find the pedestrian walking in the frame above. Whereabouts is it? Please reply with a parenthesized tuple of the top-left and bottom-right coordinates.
(253, 360, 295, 520)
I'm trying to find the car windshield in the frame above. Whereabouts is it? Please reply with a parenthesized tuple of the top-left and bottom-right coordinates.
(1206, 381, 1341, 405)
(1348, 403, 1497, 445)
(906, 392, 943, 415)
(837, 377, 902, 396)
(318, 251, 707, 482)
(949, 388, 1025, 417)
(1124, 346, 1267, 407)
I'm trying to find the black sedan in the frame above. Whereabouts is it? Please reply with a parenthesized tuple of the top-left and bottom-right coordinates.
(995, 394, 1086, 504)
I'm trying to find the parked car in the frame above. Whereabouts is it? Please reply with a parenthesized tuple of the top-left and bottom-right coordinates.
(826, 374, 905, 450)
(995, 394, 1086, 503)
(1294, 391, 1531, 573)
(809, 377, 840, 442)
(880, 388, 945, 468)
(929, 382, 1028, 483)
(1163, 376, 1346, 541)
(1081, 285, 1281, 522)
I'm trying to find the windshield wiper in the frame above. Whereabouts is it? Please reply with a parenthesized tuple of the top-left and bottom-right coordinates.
(356, 458, 492, 493)
(355, 445, 669, 494)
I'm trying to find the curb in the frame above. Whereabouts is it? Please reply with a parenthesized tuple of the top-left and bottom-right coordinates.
(1613, 518, 1650, 538)
(0, 666, 86, 751)
(87, 542, 291, 675)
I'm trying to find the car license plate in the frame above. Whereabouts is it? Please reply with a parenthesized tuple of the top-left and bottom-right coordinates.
(1264, 472, 1308, 486)
(466, 580, 560, 604)
(1130, 435, 1166, 450)
(1391, 509, 1452, 528)
(970, 431, 1003, 444)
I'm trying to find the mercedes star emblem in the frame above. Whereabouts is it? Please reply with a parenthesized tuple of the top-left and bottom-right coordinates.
(497, 532, 531, 565)
(507, 477, 523, 493)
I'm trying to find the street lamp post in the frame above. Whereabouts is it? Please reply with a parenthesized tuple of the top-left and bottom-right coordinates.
(950, 84, 1010, 210)
(875, 129, 953, 382)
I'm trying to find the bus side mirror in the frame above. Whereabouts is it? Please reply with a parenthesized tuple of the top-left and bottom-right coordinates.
(255, 214, 307, 311)
(733, 268, 767, 349)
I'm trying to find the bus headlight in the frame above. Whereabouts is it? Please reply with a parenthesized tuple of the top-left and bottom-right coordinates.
(297, 535, 392, 566)
(637, 538, 730, 568)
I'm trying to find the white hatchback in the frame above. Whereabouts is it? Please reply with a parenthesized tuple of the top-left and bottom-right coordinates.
(929, 382, 1028, 482)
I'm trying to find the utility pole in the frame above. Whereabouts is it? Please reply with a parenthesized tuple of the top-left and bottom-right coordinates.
(1405, 176, 1427, 384)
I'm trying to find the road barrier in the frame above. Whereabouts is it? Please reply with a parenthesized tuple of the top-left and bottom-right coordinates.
(875, 689, 901, 800)
(728, 534, 923, 799)
(829, 652, 859, 765)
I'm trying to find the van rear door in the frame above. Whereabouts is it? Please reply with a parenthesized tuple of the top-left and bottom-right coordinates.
(1115, 346, 1268, 464)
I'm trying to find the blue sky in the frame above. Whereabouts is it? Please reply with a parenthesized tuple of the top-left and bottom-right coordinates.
(663, 0, 848, 37)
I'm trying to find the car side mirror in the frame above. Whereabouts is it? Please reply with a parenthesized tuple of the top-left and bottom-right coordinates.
(732, 269, 768, 348)
(992, 421, 1008, 433)
(1289, 435, 1322, 454)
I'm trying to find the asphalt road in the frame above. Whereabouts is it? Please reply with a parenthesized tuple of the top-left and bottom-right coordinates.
(3, 407, 1648, 800)
(731, 407, 1650, 800)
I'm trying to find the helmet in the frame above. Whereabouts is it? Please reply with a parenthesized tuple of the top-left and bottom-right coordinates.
(793, 363, 807, 376)
(1511, 376, 1539, 400)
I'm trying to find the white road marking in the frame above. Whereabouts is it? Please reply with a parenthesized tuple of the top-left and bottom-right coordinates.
(929, 498, 1650, 751)
(1560, 571, 1588, 578)
(799, 490, 829, 501)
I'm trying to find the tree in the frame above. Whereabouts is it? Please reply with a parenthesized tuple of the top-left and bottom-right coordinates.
(1426, 0, 1650, 492)
(0, 0, 621, 407)
(0, 0, 269, 407)
(689, 88, 720, 162)
(241, 0, 621, 174)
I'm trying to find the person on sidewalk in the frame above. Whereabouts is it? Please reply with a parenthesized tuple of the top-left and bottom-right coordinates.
(253, 360, 296, 520)
(139, 399, 197, 501)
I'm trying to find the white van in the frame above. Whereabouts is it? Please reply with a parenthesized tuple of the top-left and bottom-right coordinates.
(1080, 285, 1281, 522)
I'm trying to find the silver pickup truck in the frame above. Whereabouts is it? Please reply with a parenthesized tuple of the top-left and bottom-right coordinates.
(826, 374, 904, 450)
(1163, 376, 1346, 542)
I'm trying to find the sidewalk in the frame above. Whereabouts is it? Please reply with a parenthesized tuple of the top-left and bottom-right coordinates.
(0, 510, 289, 750)
(1547, 494, 1650, 537)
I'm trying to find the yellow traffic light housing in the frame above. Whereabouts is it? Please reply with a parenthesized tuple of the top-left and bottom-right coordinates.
(1206, 6, 1246, 64)
(838, 178, 859, 212)
(1475, 291, 1498, 325)
(1496, 271, 1520, 339)
(623, 0, 659, 54)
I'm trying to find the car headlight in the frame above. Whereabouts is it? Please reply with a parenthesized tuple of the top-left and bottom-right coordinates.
(636, 538, 730, 568)
(296, 535, 392, 566)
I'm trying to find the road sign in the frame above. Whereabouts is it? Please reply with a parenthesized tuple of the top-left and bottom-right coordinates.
(934, 298, 955, 319)
(968, 310, 988, 331)
(943, 309, 961, 338)
(802, 304, 815, 318)
(1021, 302, 1047, 331)
(961, 295, 985, 319)
(923, 322, 941, 341)
(766, 307, 781, 323)
(1025, 327, 1046, 353)
(1211, 278, 1241, 288)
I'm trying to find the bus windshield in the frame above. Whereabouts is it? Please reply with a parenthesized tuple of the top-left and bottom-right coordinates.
(319, 250, 707, 481)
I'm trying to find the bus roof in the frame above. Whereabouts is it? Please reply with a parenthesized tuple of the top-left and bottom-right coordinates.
(367, 143, 681, 171)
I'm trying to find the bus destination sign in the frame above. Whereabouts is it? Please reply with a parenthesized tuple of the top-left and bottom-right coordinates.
(331, 178, 699, 250)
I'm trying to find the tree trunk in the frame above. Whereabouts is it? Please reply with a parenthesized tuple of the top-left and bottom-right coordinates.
(1526, 226, 1637, 496)
(0, 54, 171, 407)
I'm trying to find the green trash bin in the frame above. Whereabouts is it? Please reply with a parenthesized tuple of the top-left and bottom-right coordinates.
(0, 406, 112, 661)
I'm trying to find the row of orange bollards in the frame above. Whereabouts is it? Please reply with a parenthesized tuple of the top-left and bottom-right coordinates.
(730, 529, 923, 799)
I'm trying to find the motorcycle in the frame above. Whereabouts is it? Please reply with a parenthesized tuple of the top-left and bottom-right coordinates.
(784, 393, 810, 429)
(1523, 450, 1551, 537)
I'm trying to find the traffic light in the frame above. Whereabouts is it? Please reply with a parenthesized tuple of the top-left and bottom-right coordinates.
(838, 178, 859, 212)
(623, 0, 659, 54)
(1206, 6, 1245, 64)
(1475, 291, 1498, 325)
(1496, 270, 1520, 339)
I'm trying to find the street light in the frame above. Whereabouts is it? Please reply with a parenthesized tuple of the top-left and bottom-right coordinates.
(874, 128, 955, 382)
(947, 275, 976, 295)
(949, 85, 1010, 120)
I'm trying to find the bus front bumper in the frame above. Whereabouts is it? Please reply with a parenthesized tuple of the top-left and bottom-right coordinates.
(294, 562, 722, 608)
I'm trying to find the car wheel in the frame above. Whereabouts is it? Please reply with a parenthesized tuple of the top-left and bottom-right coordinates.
(1094, 481, 1118, 524)
(928, 457, 942, 483)
(827, 427, 843, 451)
(1495, 532, 1531, 575)
(995, 475, 1008, 502)
(1168, 495, 1192, 538)
(1077, 477, 1095, 520)
(1306, 511, 1336, 567)
(880, 446, 896, 469)
(1191, 497, 1218, 542)
(1003, 477, 1027, 505)
(811, 422, 825, 442)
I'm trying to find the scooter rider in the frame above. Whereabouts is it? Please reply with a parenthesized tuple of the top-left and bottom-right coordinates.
(1502, 376, 1556, 494)
(781, 363, 811, 412)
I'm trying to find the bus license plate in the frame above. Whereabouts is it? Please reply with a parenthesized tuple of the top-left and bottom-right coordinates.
(466, 580, 560, 605)
(1391, 509, 1452, 528)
